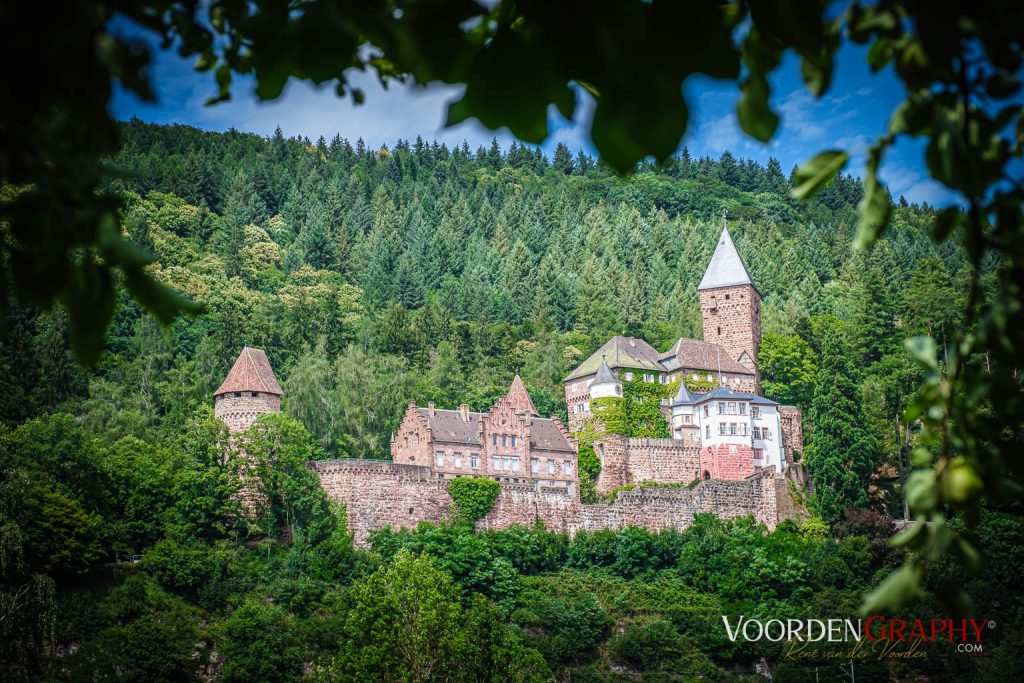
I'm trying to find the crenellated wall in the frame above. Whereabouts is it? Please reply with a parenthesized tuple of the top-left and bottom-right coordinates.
(312, 458, 802, 546)
(593, 435, 702, 495)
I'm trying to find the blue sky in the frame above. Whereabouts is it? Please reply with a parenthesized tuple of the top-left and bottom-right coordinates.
(109, 17, 952, 205)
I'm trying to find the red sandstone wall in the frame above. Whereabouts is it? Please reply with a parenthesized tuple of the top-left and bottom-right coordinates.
(698, 443, 755, 481)
(312, 458, 802, 546)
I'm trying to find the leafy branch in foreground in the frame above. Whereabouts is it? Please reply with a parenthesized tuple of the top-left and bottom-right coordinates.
(2, 0, 1022, 611)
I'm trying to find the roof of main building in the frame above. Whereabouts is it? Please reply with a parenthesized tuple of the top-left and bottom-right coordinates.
(565, 336, 663, 380)
(566, 335, 754, 382)
(215, 347, 283, 396)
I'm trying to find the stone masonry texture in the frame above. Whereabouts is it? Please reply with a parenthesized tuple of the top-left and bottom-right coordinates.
(312, 458, 799, 546)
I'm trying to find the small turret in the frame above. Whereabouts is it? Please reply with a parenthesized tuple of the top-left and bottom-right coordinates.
(589, 355, 622, 400)
(214, 346, 283, 432)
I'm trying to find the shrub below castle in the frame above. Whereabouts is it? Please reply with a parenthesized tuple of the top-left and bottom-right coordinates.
(447, 477, 502, 526)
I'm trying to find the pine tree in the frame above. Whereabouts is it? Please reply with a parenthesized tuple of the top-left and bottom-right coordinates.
(804, 316, 878, 523)
(552, 143, 575, 174)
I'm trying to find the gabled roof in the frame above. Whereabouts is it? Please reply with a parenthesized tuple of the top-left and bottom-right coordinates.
(698, 225, 757, 292)
(565, 336, 662, 381)
(592, 356, 619, 385)
(660, 338, 755, 376)
(215, 347, 283, 396)
(416, 408, 483, 444)
(506, 374, 539, 416)
(529, 420, 575, 452)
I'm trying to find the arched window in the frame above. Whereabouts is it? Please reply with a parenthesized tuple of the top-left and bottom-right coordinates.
(703, 470, 711, 481)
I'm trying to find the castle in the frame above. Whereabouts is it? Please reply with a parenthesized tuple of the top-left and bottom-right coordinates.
(213, 224, 807, 544)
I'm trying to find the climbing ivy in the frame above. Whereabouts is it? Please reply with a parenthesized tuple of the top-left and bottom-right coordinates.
(576, 444, 602, 504)
(447, 477, 501, 526)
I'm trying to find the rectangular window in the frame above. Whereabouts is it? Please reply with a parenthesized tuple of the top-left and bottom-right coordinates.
(643, 373, 654, 383)
(764, 429, 771, 440)
(501, 435, 507, 447)
(562, 461, 571, 475)
(718, 402, 726, 415)
(752, 407, 760, 419)
(547, 460, 555, 474)
(730, 423, 737, 435)
(436, 451, 444, 466)
(531, 458, 539, 473)
(512, 457, 520, 471)
(706, 425, 711, 438)
(471, 455, 478, 469)
(454, 453, 462, 468)
(511, 436, 517, 448)
(739, 403, 747, 415)
(571, 382, 578, 392)
(624, 372, 634, 381)
(684, 414, 692, 424)
(753, 448, 763, 460)
(704, 405, 710, 417)
(492, 457, 500, 470)
(492, 435, 497, 446)
(502, 456, 510, 471)
(719, 423, 726, 435)
(753, 427, 761, 439)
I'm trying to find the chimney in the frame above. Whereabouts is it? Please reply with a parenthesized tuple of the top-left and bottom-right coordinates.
(458, 404, 470, 422)
(428, 401, 435, 416)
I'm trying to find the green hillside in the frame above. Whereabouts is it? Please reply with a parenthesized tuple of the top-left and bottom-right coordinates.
(2, 121, 1017, 682)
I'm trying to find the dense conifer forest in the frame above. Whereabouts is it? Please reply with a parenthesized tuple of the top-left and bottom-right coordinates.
(1, 121, 1020, 681)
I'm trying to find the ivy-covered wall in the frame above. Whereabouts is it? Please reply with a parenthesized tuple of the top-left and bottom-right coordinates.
(583, 370, 679, 438)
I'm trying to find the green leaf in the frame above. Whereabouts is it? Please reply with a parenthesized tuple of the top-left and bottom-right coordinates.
(790, 150, 848, 200)
(855, 144, 892, 249)
(124, 269, 204, 325)
(861, 564, 923, 615)
(906, 336, 938, 369)
(63, 259, 116, 365)
(906, 470, 938, 513)
(890, 520, 927, 550)
(942, 460, 984, 505)
(932, 207, 962, 243)
(737, 75, 779, 142)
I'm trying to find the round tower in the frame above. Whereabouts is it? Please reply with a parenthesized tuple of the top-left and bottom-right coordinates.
(214, 346, 283, 432)
(589, 355, 622, 400)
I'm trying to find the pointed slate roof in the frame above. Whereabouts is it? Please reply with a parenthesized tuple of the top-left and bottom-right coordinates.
(506, 374, 539, 416)
(592, 356, 619, 386)
(214, 347, 283, 396)
(698, 225, 757, 292)
(672, 381, 696, 406)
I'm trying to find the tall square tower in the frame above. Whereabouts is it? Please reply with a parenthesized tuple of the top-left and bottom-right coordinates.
(698, 223, 761, 391)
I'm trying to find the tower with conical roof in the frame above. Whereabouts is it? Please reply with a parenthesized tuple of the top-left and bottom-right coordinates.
(699, 218, 761, 391)
(589, 355, 622, 400)
(214, 347, 283, 432)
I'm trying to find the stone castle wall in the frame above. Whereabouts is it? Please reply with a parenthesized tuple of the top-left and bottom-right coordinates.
(593, 435, 702, 495)
(215, 393, 281, 432)
(312, 458, 800, 546)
